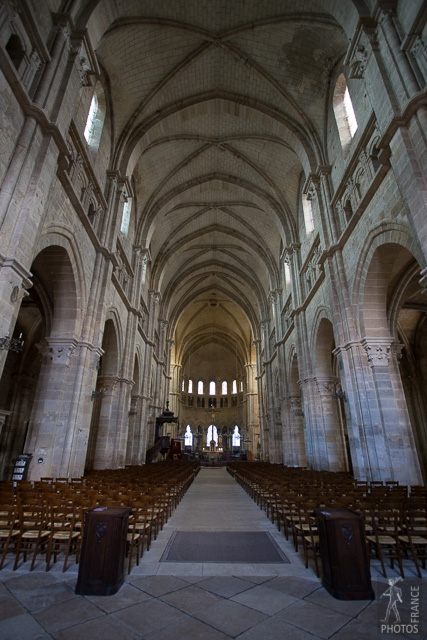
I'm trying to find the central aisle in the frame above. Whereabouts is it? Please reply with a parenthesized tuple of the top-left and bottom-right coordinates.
(170, 466, 275, 531)
(137, 465, 313, 577)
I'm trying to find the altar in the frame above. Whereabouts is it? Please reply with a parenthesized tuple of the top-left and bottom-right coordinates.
(202, 448, 224, 459)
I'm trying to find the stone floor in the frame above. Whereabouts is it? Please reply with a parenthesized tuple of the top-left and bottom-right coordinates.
(0, 467, 426, 639)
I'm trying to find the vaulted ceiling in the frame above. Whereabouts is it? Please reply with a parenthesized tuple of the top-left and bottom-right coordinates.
(79, 0, 356, 372)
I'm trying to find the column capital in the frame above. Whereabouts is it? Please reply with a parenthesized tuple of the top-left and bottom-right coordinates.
(315, 376, 339, 397)
(134, 247, 151, 265)
(36, 338, 78, 365)
(361, 337, 393, 367)
(149, 290, 161, 305)
(159, 319, 169, 331)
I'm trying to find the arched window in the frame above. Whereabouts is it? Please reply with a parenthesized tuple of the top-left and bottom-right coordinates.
(284, 262, 291, 286)
(209, 381, 216, 395)
(240, 380, 243, 392)
(333, 74, 358, 147)
(232, 426, 240, 447)
(207, 425, 218, 446)
(197, 380, 203, 395)
(87, 202, 97, 226)
(84, 94, 97, 142)
(184, 425, 193, 447)
(302, 194, 314, 234)
(182, 379, 185, 392)
(232, 379, 237, 394)
(221, 380, 227, 395)
(344, 198, 353, 221)
(6, 33, 26, 72)
(120, 198, 132, 236)
(84, 82, 106, 151)
(188, 379, 193, 394)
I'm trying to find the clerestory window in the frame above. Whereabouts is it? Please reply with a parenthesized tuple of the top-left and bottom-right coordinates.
(120, 198, 132, 236)
(84, 82, 106, 151)
(302, 194, 314, 234)
(333, 74, 358, 147)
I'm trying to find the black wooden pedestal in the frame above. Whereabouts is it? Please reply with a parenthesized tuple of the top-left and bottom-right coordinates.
(314, 508, 375, 601)
(75, 506, 130, 596)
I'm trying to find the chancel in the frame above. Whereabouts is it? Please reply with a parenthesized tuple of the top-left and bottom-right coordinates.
(0, 1, 426, 634)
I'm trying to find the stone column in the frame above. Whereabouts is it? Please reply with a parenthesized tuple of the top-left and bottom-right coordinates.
(244, 362, 258, 457)
(331, 341, 374, 480)
(314, 376, 347, 472)
(361, 338, 422, 485)
(299, 377, 319, 470)
(90, 375, 119, 470)
(283, 395, 307, 467)
(169, 358, 181, 418)
(148, 292, 162, 415)
(24, 338, 77, 480)
(57, 341, 103, 479)
(125, 394, 141, 465)
(253, 337, 267, 461)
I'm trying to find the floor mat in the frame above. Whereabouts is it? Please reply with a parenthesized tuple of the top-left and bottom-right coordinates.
(160, 531, 290, 563)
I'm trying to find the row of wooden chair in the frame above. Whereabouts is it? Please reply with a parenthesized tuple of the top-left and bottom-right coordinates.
(0, 461, 200, 574)
(228, 462, 427, 579)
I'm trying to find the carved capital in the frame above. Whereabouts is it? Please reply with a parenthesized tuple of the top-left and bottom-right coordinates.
(135, 247, 151, 267)
(37, 338, 77, 365)
(96, 376, 119, 395)
(159, 319, 168, 332)
(362, 339, 392, 367)
(269, 291, 277, 306)
(150, 290, 161, 305)
(315, 377, 336, 397)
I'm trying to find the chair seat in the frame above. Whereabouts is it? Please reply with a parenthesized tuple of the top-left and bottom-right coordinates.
(20, 529, 50, 539)
(399, 535, 427, 544)
(366, 534, 397, 545)
(51, 531, 79, 541)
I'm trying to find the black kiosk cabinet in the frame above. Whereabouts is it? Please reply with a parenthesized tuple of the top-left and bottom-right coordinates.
(314, 508, 374, 601)
(75, 506, 130, 596)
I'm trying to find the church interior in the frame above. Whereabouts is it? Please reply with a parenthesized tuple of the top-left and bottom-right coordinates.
(0, 1, 427, 636)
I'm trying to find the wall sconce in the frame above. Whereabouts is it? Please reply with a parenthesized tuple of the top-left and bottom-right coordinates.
(0, 333, 24, 352)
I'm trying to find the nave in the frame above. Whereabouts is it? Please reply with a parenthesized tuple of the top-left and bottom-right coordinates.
(1, 467, 426, 639)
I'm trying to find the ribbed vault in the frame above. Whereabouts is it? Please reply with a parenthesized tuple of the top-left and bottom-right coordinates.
(76, 0, 356, 373)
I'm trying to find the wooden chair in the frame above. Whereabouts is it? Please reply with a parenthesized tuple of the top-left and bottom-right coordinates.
(125, 513, 141, 574)
(301, 509, 320, 577)
(133, 495, 159, 543)
(45, 500, 81, 572)
(13, 500, 50, 570)
(398, 509, 427, 578)
(366, 509, 405, 578)
(0, 504, 19, 569)
(131, 501, 155, 554)
(294, 501, 318, 554)
(285, 498, 305, 549)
